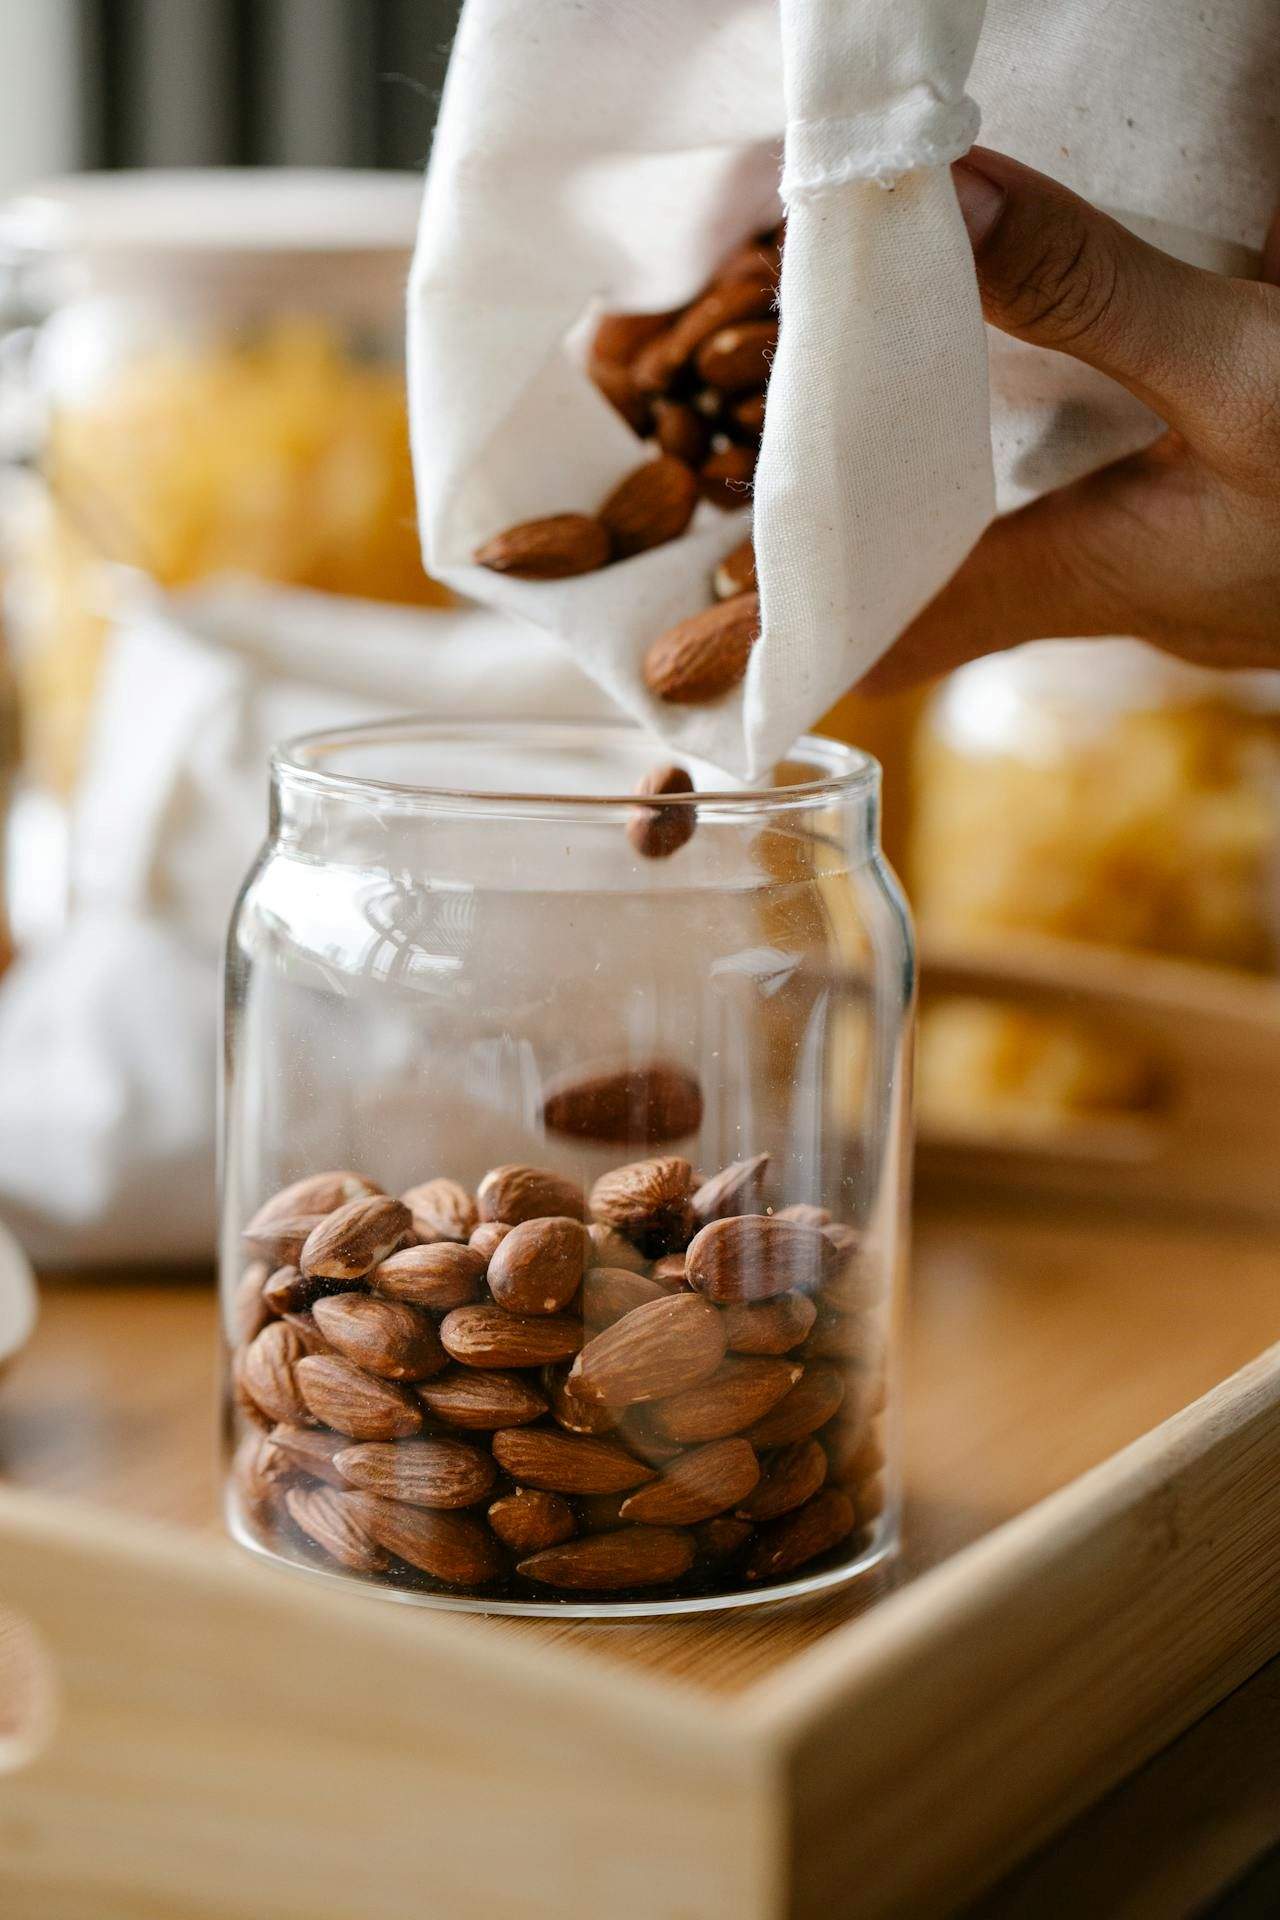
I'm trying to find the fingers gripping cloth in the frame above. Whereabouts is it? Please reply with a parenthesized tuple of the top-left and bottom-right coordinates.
(407, 0, 1275, 779)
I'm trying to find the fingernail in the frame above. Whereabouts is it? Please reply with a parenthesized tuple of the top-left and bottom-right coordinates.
(952, 160, 1006, 251)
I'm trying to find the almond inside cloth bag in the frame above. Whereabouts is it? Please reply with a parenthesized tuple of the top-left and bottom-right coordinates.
(408, 0, 1276, 780)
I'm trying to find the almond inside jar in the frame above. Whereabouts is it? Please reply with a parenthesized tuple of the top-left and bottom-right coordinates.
(229, 1146, 889, 1606)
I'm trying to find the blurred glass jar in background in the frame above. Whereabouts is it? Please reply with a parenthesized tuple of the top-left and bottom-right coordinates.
(223, 722, 914, 1615)
(911, 641, 1280, 1129)
(0, 169, 448, 799)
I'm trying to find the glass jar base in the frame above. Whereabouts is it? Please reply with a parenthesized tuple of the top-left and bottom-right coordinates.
(226, 1492, 899, 1621)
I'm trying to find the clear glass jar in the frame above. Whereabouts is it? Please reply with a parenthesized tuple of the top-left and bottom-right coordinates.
(221, 721, 914, 1617)
(0, 169, 447, 795)
(913, 641, 1280, 971)
(912, 640, 1280, 1131)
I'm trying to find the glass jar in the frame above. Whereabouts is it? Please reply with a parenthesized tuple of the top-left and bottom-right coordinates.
(0, 169, 448, 796)
(221, 721, 914, 1616)
(911, 639, 1280, 1130)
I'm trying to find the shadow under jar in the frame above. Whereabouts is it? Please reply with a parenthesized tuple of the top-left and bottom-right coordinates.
(222, 720, 915, 1617)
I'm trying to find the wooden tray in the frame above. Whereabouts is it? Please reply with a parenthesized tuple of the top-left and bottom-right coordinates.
(2, 1208, 1280, 1918)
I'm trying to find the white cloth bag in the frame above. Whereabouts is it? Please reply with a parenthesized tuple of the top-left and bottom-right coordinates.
(409, 0, 1276, 780)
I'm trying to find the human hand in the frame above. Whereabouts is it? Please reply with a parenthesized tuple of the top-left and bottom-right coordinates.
(860, 148, 1280, 692)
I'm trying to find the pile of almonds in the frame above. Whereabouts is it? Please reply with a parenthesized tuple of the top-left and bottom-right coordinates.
(472, 226, 780, 709)
(230, 1145, 888, 1604)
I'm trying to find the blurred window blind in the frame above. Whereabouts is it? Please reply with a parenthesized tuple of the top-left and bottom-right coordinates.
(77, 0, 460, 172)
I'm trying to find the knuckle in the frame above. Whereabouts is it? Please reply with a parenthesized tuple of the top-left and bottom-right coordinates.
(1230, 286, 1280, 457)
(995, 220, 1122, 351)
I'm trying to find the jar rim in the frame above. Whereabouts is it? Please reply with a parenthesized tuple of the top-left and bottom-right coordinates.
(272, 717, 878, 815)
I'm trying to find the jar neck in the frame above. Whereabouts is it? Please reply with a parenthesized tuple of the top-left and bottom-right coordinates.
(266, 723, 884, 877)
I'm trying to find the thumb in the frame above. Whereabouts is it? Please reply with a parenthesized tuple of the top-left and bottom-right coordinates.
(951, 147, 1240, 445)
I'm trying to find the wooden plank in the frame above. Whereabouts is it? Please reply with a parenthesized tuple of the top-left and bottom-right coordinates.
(743, 1343, 1280, 1917)
(969, 1653, 1280, 1920)
(0, 1489, 779, 1920)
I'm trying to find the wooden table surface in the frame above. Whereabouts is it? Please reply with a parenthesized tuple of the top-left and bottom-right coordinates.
(3, 1195, 1280, 1912)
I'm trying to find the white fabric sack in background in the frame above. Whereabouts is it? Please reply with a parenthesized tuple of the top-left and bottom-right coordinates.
(0, 582, 609, 1263)
(409, 0, 1277, 780)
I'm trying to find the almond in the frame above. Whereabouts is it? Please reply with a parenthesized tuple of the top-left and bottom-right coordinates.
(570, 1293, 726, 1409)
(800, 1303, 883, 1364)
(775, 1203, 831, 1227)
(439, 1304, 584, 1370)
(696, 1514, 753, 1561)
(488, 1488, 576, 1553)
(231, 1261, 271, 1344)
(231, 1347, 272, 1432)
(581, 1268, 666, 1333)
(294, 1354, 424, 1441)
(399, 1177, 477, 1244)
(347, 1492, 503, 1585)
(267, 1423, 352, 1488)
(370, 1242, 487, 1311)
(311, 1294, 445, 1382)
(649, 1356, 801, 1444)
(698, 443, 756, 509)
(743, 1362, 845, 1448)
(589, 1155, 694, 1254)
(694, 320, 777, 391)
(241, 1212, 329, 1268)
(285, 1485, 391, 1574)
(577, 1491, 629, 1532)
(826, 1416, 884, 1481)
(477, 1164, 586, 1225)
(245, 1171, 382, 1235)
(615, 1411, 684, 1466)
(334, 1437, 495, 1509)
(469, 1222, 513, 1261)
(418, 1365, 548, 1431)
(854, 1471, 887, 1529)
(627, 763, 697, 861)
(589, 353, 651, 434)
(240, 1320, 311, 1426)
(818, 1235, 882, 1316)
(598, 456, 698, 558)
(299, 1196, 413, 1281)
(541, 1062, 704, 1148)
(711, 543, 758, 617)
(735, 1438, 828, 1522)
(729, 392, 766, 439)
(744, 1488, 855, 1581)
(518, 1526, 694, 1589)
(715, 234, 781, 284)
(652, 398, 711, 467)
(686, 1214, 841, 1303)
(586, 1223, 650, 1275)
(642, 594, 758, 704)
(261, 1264, 355, 1315)
(543, 1361, 617, 1436)
(632, 280, 776, 393)
(279, 1309, 331, 1356)
(487, 1216, 587, 1316)
(722, 1291, 816, 1356)
(492, 1428, 655, 1494)
(816, 1371, 883, 1475)
(690, 1153, 770, 1226)
(233, 1432, 292, 1522)
(473, 513, 611, 579)
(590, 311, 674, 366)
(650, 1253, 689, 1290)
(620, 1438, 759, 1526)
